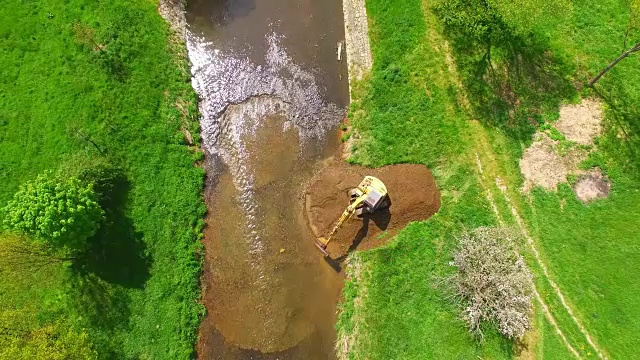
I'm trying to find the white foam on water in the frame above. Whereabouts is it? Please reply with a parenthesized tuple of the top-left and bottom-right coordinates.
(186, 30, 344, 273)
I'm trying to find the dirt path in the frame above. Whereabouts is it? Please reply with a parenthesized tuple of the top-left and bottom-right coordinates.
(474, 151, 581, 358)
(473, 114, 607, 358)
(495, 176, 607, 360)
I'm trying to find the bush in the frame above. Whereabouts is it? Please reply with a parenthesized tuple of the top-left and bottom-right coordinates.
(2, 172, 104, 254)
(447, 226, 533, 339)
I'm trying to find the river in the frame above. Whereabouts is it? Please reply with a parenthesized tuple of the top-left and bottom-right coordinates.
(184, 0, 350, 358)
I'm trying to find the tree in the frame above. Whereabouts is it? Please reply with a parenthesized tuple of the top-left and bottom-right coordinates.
(0, 233, 74, 276)
(2, 172, 104, 254)
(0, 321, 97, 360)
(446, 227, 533, 339)
(588, 0, 640, 86)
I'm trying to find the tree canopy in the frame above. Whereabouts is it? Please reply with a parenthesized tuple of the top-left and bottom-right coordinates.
(0, 321, 97, 360)
(2, 172, 104, 254)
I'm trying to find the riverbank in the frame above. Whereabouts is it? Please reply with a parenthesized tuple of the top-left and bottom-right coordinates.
(341, 0, 373, 90)
(336, 0, 640, 358)
(0, 0, 204, 357)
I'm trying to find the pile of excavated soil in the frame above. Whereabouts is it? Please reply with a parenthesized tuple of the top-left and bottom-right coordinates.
(305, 161, 440, 258)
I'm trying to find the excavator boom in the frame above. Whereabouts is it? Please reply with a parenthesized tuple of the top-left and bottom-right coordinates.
(315, 176, 388, 256)
(327, 193, 368, 239)
(315, 193, 367, 256)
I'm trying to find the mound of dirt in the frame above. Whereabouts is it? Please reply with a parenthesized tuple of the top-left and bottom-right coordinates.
(574, 168, 611, 203)
(304, 161, 441, 258)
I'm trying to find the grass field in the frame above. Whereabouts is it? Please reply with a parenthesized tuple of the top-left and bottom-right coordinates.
(0, 0, 204, 358)
(526, 1, 640, 357)
(339, 0, 640, 358)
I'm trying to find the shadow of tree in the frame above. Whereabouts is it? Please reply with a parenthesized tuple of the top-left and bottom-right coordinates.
(444, 16, 576, 141)
(76, 174, 151, 288)
(66, 173, 150, 357)
(67, 272, 132, 359)
(592, 83, 640, 178)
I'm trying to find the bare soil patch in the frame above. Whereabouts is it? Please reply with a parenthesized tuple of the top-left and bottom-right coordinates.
(519, 99, 607, 195)
(574, 168, 611, 203)
(519, 133, 587, 192)
(520, 133, 568, 192)
(305, 160, 441, 259)
(556, 99, 603, 145)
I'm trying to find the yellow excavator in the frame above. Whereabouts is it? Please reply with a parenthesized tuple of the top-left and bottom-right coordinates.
(315, 176, 389, 256)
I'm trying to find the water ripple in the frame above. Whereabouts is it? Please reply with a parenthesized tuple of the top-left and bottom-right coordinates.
(186, 30, 344, 262)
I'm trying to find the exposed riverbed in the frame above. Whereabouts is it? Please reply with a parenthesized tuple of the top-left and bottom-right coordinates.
(185, 0, 349, 358)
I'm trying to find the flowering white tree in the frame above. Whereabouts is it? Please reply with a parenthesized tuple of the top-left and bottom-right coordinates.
(448, 227, 533, 339)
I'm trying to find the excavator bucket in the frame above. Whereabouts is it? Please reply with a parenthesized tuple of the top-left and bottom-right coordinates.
(315, 237, 330, 257)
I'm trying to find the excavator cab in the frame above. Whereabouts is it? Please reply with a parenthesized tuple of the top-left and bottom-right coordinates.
(315, 176, 388, 256)
(349, 181, 388, 216)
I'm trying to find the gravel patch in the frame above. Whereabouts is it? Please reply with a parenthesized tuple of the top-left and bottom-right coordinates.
(158, 0, 187, 36)
(342, 0, 373, 85)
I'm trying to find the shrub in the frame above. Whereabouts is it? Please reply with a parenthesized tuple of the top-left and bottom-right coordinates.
(447, 226, 533, 339)
(2, 172, 104, 254)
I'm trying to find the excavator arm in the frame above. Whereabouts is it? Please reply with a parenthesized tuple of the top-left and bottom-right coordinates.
(315, 192, 369, 256)
(313, 176, 388, 257)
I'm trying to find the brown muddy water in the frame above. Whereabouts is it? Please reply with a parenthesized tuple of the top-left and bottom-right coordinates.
(185, 0, 349, 358)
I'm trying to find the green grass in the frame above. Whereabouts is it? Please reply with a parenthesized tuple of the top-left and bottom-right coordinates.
(537, 312, 576, 359)
(0, 0, 204, 358)
(529, 185, 640, 359)
(340, 0, 640, 358)
(348, 0, 468, 168)
(511, 0, 640, 357)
